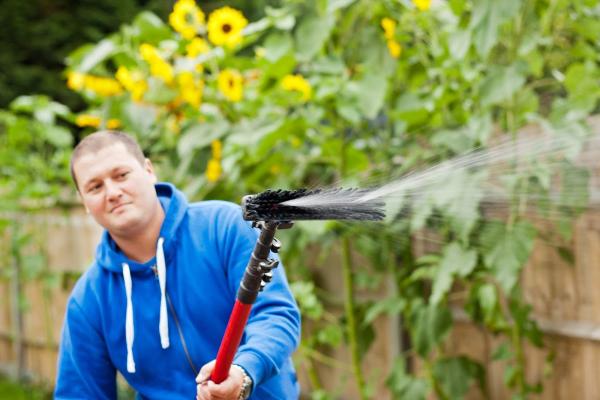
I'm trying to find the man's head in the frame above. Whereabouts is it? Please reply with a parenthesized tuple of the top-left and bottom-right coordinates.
(71, 130, 162, 238)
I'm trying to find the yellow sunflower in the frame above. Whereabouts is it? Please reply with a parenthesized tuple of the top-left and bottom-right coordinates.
(211, 140, 222, 159)
(169, 0, 205, 40)
(186, 37, 209, 57)
(106, 119, 121, 129)
(207, 6, 248, 48)
(381, 17, 396, 40)
(115, 66, 147, 101)
(387, 40, 402, 59)
(206, 158, 222, 182)
(75, 114, 101, 128)
(139, 44, 174, 84)
(281, 74, 312, 102)
(217, 69, 243, 102)
(82, 76, 123, 97)
(67, 72, 85, 91)
(177, 72, 204, 108)
(413, 0, 431, 11)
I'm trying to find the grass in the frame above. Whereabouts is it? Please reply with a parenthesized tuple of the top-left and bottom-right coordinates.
(0, 375, 52, 400)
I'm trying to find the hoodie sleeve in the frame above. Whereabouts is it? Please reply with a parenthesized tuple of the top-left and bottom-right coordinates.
(219, 204, 301, 390)
(55, 296, 117, 399)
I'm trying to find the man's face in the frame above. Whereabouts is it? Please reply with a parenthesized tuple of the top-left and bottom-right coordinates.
(73, 142, 160, 237)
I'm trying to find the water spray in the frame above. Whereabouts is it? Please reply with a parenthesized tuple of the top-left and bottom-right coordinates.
(210, 129, 599, 383)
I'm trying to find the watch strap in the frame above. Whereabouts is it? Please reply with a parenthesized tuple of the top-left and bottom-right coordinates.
(233, 364, 253, 400)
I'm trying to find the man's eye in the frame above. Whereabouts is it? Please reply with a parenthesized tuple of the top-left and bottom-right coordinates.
(118, 172, 129, 179)
(88, 184, 101, 193)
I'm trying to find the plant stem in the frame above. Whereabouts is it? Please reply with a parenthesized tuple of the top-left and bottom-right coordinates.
(337, 124, 368, 399)
(10, 222, 25, 382)
(511, 312, 527, 396)
(300, 346, 324, 391)
(425, 358, 449, 400)
(341, 236, 368, 400)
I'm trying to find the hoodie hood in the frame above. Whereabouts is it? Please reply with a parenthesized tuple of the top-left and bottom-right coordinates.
(95, 182, 188, 274)
(94, 182, 188, 372)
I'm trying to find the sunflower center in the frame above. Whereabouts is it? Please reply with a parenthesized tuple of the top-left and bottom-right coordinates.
(222, 23, 232, 33)
(228, 78, 234, 88)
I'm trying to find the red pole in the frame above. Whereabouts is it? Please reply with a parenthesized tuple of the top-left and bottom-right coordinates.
(210, 300, 253, 383)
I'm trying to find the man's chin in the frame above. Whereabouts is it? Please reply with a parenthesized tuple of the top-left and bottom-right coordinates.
(105, 214, 140, 235)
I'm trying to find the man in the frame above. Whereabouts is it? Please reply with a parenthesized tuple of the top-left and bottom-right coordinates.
(55, 130, 301, 399)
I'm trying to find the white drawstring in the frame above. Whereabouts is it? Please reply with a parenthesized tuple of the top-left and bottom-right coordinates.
(156, 237, 170, 349)
(121, 240, 169, 374)
(122, 263, 136, 373)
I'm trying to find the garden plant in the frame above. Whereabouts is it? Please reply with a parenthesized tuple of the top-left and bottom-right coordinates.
(1, 0, 600, 399)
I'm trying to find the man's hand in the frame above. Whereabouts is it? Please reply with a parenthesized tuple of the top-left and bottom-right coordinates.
(196, 360, 246, 400)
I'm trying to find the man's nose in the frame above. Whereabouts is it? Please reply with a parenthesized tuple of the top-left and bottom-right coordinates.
(105, 180, 122, 200)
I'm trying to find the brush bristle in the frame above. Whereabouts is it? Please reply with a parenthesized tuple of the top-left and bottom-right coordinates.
(242, 188, 385, 221)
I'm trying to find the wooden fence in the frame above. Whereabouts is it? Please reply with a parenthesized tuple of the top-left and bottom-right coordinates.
(0, 209, 102, 384)
(2, 199, 600, 398)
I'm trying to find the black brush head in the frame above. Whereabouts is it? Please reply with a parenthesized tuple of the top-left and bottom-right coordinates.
(241, 188, 385, 222)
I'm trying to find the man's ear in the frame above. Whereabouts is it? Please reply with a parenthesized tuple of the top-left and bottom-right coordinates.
(144, 158, 158, 183)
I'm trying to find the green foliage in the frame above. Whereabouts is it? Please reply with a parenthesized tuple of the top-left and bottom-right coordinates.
(2, 0, 599, 397)
(0, 95, 74, 210)
(0, 374, 52, 400)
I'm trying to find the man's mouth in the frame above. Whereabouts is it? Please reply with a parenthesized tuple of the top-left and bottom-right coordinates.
(110, 203, 130, 213)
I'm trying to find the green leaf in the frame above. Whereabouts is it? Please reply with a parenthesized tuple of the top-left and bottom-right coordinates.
(431, 242, 477, 304)
(410, 200, 434, 232)
(363, 297, 405, 325)
(132, 11, 172, 43)
(429, 169, 485, 241)
(123, 102, 157, 135)
(394, 92, 430, 128)
(411, 303, 452, 357)
(477, 283, 498, 324)
(10, 95, 71, 124)
(78, 39, 117, 72)
(564, 62, 600, 113)
(44, 126, 73, 148)
(270, 10, 296, 30)
(261, 54, 296, 79)
(479, 63, 526, 107)
(355, 72, 388, 119)
(228, 117, 284, 147)
(263, 32, 293, 62)
(386, 358, 429, 400)
(290, 281, 324, 320)
(294, 13, 335, 62)
(448, 29, 471, 60)
(492, 342, 512, 361)
(335, 95, 361, 124)
(480, 220, 536, 292)
(177, 120, 229, 158)
(469, 0, 521, 57)
(316, 323, 343, 347)
(432, 356, 485, 400)
(144, 79, 178, 104)
(559, 162, 589, 210)
(327, 0, 357, 13)
(431, 128, 474, 154)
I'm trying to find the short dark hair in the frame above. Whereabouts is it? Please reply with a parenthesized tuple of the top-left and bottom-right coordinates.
(70, 130, 146, 190)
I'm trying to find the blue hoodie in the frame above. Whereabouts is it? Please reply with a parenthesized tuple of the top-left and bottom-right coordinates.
(55, 183, 301, 399)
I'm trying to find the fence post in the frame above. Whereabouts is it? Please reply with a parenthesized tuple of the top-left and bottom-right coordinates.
(10, 221, 25, 382)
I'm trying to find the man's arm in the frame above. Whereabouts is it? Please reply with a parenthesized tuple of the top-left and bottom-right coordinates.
(55, 297, 117, 399)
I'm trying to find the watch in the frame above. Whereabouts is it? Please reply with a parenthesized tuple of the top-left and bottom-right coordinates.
(234, 364, 253, 400)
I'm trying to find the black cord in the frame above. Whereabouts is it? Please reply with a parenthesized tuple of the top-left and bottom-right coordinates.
(166, 293, 199, 376)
